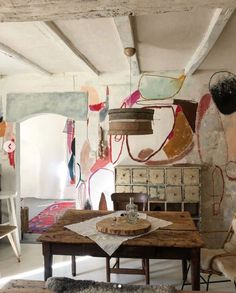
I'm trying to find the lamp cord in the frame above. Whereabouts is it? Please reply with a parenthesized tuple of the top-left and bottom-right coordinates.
(129, 55, 131, 97)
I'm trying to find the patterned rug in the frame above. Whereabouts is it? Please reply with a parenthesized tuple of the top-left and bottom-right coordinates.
(28, 201, 75, 233)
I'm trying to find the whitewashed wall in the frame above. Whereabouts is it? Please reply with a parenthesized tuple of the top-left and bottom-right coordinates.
(20, 114, 77, 199)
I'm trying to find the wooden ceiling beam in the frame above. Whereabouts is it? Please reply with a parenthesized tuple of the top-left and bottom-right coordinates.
(0, 1, 236, 22)
(0, 42, 52, 75)
(184, 8, 234, 76)
(36, 21, 99, 76)
(114, 16, 140, 75)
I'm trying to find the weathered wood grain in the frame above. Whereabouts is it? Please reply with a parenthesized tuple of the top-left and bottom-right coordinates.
(1, 280, 53, 292)
(0, 0, 236, 22)
(96, 217, 151, 236)
(0, 225, 16, 238)
(38, 210, 204, 248)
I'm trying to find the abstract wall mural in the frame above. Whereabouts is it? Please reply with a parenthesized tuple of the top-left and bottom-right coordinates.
(209, 71, 236, 115)
(0, 118, 6, 137)
(109, 73, 196, 166)
(2, 122, 16, 168)
(76, 86, 112, 209)
(138, 74, 186, 102)
(110, 106, 195, 164)
(75, 71, 235, 220)
(83, 75, 195, 208)
(195, 70, 236, 215)
(88, 86, 109, 122)
(63, 119, 76, 184)
(78, 119, 95, 208)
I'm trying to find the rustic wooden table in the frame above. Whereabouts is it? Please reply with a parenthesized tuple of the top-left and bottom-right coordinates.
(38, 210, 204, 291)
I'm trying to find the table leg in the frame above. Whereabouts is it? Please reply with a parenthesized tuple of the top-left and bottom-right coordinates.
(106, 257, 111, 282)
(190, 248, 200, 291)
(43, 243, 53, 281)
(182, 259, 188, 281)
(72, 255, 76, 276)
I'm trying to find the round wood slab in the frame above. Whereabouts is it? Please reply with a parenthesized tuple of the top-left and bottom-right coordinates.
(96, 217, 151, 236)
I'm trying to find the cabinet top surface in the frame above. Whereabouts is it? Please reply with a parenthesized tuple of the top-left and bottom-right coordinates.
(115, 165, 201, 168)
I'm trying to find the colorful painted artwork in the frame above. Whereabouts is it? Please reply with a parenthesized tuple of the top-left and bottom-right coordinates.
(2, 122, 16, 168)
(195, 83, 236, 214)
(63, 119, 75, 184)
(80, 86, 100, 105)
(121, 90, 141, 108)
(123, 105, 194, 164)
(138, 74, 186, 102)
(209, 71, 236, 115)
(173, 99, 198, 132)
(99, 86, 109, 122)
(163, 107, 193, 159)
(62, 70, 235, 221)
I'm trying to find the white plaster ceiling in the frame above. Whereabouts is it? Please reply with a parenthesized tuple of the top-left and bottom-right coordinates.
(0, 52, 33, 75)
(135, 9, 213, 71)
(0, 8, 235, 76)
(55, 18, 128, 72)
(199, 11, 236, 71)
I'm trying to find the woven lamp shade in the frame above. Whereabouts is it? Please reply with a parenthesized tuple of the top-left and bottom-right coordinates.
(108, 108, 154, 135)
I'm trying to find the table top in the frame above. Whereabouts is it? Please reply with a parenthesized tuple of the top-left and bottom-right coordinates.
(38, 210, 204, 248)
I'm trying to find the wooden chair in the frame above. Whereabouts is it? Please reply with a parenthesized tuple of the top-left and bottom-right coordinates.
(0, 192, 21, 262)
(0, 225, 20, 261)
(106, 192, 150, 284)
(182, 213, 236, 291)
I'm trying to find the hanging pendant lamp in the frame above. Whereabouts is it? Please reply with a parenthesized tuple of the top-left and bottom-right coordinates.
(108, 47, 154, 135)
(109, 108, 154, 135)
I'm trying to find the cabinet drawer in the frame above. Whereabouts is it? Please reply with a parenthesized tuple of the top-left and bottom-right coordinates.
(116, 168, 131, 184)
(166, 168, 182, 185)
(132, 185, 148, 193)
(115, 185, 131, 193)
(149, 186, 165, 200)
(184, 186, 200, 202)
(183, 168, 200, 185)
(132, 168, 148, 184)
(149, 168, 164, 184)
(166, 186, 182, 202)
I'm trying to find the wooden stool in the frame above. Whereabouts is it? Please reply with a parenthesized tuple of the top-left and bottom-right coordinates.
(0, 191, 21, 261)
